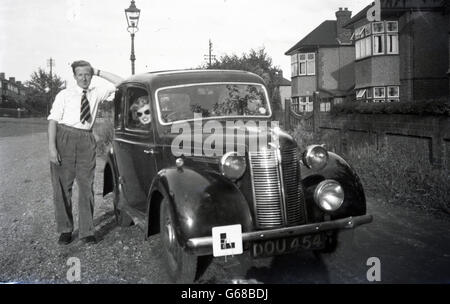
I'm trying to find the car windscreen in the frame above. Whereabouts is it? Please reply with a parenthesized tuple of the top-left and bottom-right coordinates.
(156, 83, 271, 124)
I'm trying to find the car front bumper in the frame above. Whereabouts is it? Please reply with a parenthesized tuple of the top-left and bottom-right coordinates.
(186, 214, 373, 255)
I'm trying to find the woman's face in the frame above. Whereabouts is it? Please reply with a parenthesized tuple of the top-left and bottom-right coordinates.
(137, 104, 151, 125)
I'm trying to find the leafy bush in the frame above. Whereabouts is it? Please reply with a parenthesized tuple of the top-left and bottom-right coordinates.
(331, 98, 450, 116)
(346, 144, 449, 214)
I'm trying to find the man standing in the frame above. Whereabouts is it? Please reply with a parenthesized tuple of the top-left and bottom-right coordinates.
(48, 60, 123, 245)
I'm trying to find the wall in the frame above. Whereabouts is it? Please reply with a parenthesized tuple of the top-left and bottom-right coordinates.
(400, 10, 449, 101)
(318, 46, 355, 92)
(355, 56, 400, 89)
(279, 85, 291, 110)
(285, 100, 450, 169)
(291, 75, 316, 98)
(316, 113, 450, 169)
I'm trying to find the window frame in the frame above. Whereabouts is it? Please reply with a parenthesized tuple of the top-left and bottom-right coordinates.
(356, 89, 367, 99)
(386, 21, 398, 33)
(306, 53, 316, 76)
(374, 87, 386, 98)
(291, 54, 299, 77)
(373, 34, 385, 55)
(124, 85, 152, 133)
(386, 34, 399, 54)
(298, 54, 307, 76)
(387, 86, 400, 98)
(372, 22, 384, 34)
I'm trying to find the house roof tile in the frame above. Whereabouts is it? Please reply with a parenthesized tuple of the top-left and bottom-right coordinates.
(285, 20, 341, 55)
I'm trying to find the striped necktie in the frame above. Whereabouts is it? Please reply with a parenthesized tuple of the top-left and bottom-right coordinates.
(80, 89, 92, 124)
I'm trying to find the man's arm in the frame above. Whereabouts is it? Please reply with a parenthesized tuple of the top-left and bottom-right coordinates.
(92, 68, 123, 87)
(48, 120, 61, 165)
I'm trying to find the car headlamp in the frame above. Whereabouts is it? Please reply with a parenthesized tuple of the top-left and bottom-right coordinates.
(302, 145, 329, 170)
(314, 180, 344, 212)
(220, 152, 246, 181)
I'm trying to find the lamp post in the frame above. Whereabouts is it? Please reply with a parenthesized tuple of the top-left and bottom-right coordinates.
(125, 0, 141, 75)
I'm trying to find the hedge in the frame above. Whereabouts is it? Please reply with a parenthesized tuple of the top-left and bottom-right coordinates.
(331, 98, 450, 116)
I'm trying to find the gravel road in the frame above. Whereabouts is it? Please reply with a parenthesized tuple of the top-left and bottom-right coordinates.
(0, 118, 449, 284)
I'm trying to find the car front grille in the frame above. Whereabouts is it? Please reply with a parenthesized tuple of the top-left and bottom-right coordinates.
(248, 147, 306, 229)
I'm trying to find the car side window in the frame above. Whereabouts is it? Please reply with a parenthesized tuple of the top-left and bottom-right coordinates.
(114, 88, 124, 130)
(125, 87, 152, 131)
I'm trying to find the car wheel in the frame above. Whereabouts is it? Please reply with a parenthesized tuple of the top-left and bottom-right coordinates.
(112, 170, 133, 227)
(160, 197, 197, 283)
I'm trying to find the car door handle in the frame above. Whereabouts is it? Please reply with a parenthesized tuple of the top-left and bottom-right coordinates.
(144, 149, 158, 155)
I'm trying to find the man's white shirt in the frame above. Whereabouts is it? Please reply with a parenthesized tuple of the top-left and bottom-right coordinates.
(47, 84, 115, 130)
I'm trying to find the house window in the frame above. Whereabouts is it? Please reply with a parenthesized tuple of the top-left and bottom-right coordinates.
(307, 53, 315, 75)
(386, 21, 398, 32)
(299, 54, 306, 76)
(355, 40, 361, 59)
(320, 102, 331, 112)
(387, 34, 399, 54)
(356, 89, 367, 99)
(333, 98, 343, 105)
(291, 54, 298, 77)
(387, 86, 399, 98)
(374, 87, 386, 98)
(365, 37, 372, 57)
(367, 87, 373, 99)
(372, 22, 384, 34)
(294, 53, 315, 76)
(355, 25, 372, 59)
(355, 20, 398, 59)
(373, 35, 384, 55)
(299, 96, 313, 112)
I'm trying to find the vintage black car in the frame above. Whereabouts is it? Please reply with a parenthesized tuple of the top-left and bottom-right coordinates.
(103, 70, 372, 283)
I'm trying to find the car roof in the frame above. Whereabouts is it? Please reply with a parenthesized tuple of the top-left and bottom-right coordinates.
(122, 69, 267, 90)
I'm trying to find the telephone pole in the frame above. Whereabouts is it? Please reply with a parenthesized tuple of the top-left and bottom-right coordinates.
(203, 39, 216, 67)
(46, 58, 55, 115)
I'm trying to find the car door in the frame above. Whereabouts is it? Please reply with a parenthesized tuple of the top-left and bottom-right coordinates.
(113, 84, 158, 214)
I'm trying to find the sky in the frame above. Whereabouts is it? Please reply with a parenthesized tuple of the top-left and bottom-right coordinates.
(0, 0, 369, 88)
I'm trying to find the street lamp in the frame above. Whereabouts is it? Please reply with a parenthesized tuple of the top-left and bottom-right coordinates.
(125, 0, 141, 75)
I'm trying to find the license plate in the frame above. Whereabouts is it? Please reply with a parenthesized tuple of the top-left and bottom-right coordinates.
(251, 233, 325, 258)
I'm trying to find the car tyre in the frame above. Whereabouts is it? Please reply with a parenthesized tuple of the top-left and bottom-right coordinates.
(112, 169, 133, 227)
(160, 197, 197, 283)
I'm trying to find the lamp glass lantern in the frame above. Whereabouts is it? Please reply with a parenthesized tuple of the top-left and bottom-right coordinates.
(125, 0, 141, 34)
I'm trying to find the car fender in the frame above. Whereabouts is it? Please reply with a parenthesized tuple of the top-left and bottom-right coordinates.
(301, 152, 366, 218)
(145, 167, 253, 246)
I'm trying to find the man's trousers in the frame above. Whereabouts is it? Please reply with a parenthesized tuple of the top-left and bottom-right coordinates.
(50, 124, 97, 239)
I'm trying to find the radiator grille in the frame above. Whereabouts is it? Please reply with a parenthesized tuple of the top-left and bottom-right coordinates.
(249, 147, 306, 229)
(281, 147, 306, 225)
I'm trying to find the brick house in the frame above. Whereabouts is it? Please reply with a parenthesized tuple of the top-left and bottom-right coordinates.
(0, 72, 27, 104)
(344, 0, 449, 103)
(274, 75, 292, 111)
(285, 8, 355, 113)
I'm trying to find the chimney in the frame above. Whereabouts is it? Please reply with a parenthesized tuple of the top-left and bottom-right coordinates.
(0, 73, 5, 80)
(9, 77, 15, 84)
(336, 7, 352, 44)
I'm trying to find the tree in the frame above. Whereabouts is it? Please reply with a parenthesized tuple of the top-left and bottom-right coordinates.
(24, 68, 65, 114)
(200, 47, 284, 112)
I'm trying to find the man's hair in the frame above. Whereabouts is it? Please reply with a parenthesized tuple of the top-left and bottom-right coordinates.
(71, 60, 94, 75)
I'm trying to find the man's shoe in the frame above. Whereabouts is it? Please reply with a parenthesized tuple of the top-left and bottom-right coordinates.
(58, 233, 72, 245)
(81, 235, 97, 244)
